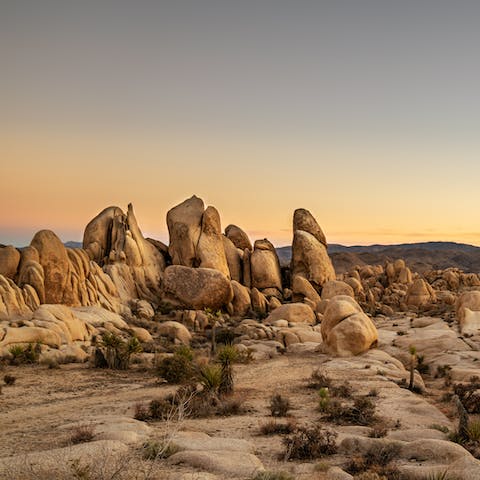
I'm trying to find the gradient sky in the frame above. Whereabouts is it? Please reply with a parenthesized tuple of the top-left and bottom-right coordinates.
(2, 1, 480, 247)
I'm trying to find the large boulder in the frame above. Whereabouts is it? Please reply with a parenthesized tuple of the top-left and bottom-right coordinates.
(167, 195, 204, 267)
(250, 239, 282, 293)
(321, 280, 354, 300)
(292, 275, 321, 303)
(17, 246, 45, 304)
(406, 279, 436, 307)
(231, 281, 251, 316)
(265, 302, 316, 325)
(225, 225, 252, 251)
(321, 295, 378, 356)
(196, 206, 230, 277)
(0, 246, 20, 279)
(457, 291, 480, 334)
(31, 230, 72, 304)
(291, 210, 335, 293)
(293, 208, 327, 246)
(162, 266, 233, 310)
(222, 236, 243, 283)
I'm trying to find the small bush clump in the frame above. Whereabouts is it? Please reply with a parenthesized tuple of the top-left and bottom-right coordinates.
(270, 393, 291, 417)
(324, 397, 377, 426)
(94, 333, 142, 370)
(69, 424, 96, 444)
(157, 353, 195, 384)
(8, 343, 41, 365)
(259, 419, 296, 436)
(4, 374, 16, 386)
(307, 368, 331, 389)
(347, 443, 401, 479)
(453, 376, 480, 413)
(252, 472, 294, 480)
(283, 424, 337, 460)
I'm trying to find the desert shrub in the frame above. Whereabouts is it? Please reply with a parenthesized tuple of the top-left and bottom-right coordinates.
(347, 443, 401, 479)
(331, 381, 353, 398)
(436, 364, 452, 379)
(141, 439, 179, 460)
(157, 353, 195, 383)
(423, 472, 460, 480)
(174, 345, 194, 361)
(467, 419, 480, 441)
(4, 374, 16, 385)
(270, 393, 291, 417)
(354, 473, 387, 480)
(217, 345, 238, 395)
(216, 394, 245, 416)
(215, 328, 237, 346)
(453, 376, 480, 413)
(94, 333, 142, 370)
(148, 398, 173, 420)
(416, 355, 430, 375)
(369, 423, 388, 438)
(367, 388, 379, 397)
(133, 403, 150, 421)
(69, 424, 95, 444)
(307, 367, 331, 389)
(8, 343, 40, 365)
(325, 397, 377, 426)
(259, 419, 297, 436)
(283, 424, 337, 460)
(157, 301, 175, 315)
(252, 472, 294, 480)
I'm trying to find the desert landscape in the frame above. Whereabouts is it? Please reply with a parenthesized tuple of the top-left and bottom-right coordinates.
(1, 196, 480, 480)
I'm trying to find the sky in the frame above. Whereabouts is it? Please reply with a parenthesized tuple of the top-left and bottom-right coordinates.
(1, 0, 480, 247)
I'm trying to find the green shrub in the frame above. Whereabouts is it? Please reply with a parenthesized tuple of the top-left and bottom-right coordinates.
(94, 333, 142, 370)
(8, 343, 40, 365)
(199, 363, 222, 392)
(157, 354, 194, 383)
(318, 387, 330, 412)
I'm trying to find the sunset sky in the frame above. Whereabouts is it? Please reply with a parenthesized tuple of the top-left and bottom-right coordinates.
(2, 1, 480, 247)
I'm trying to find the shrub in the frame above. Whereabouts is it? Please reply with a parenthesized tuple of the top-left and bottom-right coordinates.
(8, 343, 40, 365)
(148, 398, 173, 420)
(467, 419, 480, 442)
(453, 376, 480, 413)
(416, 355, 430, 375)
(216, 394, 245, 416)
(347, 443, 401, 478)
(325, 397, 377, 426)
(94, 333, 142, 370)
(4, 374, 16, 386)
(157, 353, 194, 384)
(307, 367, 331, 389)
(133, 403, 150, 421)
(331, 381, 353, 398)
(217, 345, 238, 395)
(369, 423, 388, 438)
(283, 424, 337, 460)
(270, 393, 291, 417)
(199, 363, 222, 392)
(259, 419, 296, 435)
(141, 439, 179, 460)
(70, 424, 95, 444)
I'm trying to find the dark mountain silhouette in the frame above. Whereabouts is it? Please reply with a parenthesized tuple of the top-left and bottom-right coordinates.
(277, 241, 480, 274)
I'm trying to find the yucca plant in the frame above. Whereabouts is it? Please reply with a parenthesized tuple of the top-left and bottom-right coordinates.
(217, 345, 238, 395)
(199, 363, 222, 392)
(408, 345, 417, 391)
(318, 387, 330, 412)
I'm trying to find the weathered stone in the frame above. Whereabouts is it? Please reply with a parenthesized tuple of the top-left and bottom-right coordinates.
(265, 302, 316, 325)
(162, 265, 233, 310)
(250, 239, 282, 292)
(225, 224, 252, 251)
(0, 246, 20, 279)
(157, 321, 192, 344)
(167, 195, 204, 267)
(222, 236, 242, 282)
(231, 281, 251, 316)
(321, 280, 354, 300)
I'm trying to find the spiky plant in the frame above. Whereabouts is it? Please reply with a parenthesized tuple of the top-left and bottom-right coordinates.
(408, 345, 417, 391)
(217, 345, 238, 395)
(199, 363, 222, 392)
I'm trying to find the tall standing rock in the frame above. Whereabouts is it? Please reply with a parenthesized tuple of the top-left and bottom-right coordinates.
(0, 246, 20, 280)
(250, 239, 282, 294)
(17, 246, 45, 304)
(225, 225, 252, 251)
(167, 195, 205, 267)
(196, 206, 230, 278)
(31, 230, 72, 304)
(291, 209, 335, 294)
(222, 236, 243, 283)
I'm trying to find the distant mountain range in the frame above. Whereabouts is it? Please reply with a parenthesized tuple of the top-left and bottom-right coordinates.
(276, 241, 480, 274)
(64, 240, 480, 274)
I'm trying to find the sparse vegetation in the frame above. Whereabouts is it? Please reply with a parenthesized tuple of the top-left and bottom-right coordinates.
(94, 333, 142, 370)
(324, 396, 377, 426)
(453, 376, 480, 413)
(259, 419, 296, 435)
(4, 374, 16, 385)
(252, 472, 294, 480)
(8, 343, 40, 365)
(347, 443, 401, 479)
(283, 424, 337, 460)
(408, 345, 417, 391)
(307, 367, 331, 389)
(157, 351, 195, 384)
(69, 424, 95, 444)
(217, 344, 238, 395)
(270, 393, 291, 417)
(318, 387, 330, 412)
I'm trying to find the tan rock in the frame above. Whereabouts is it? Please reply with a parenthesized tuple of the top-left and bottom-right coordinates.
(197, 206, 230, 277)
(231, 281, 251, 316)
(457, 291, 480, 323)
(321, 280, 354, 300)
(265, 302, 316, 325)
(406, 279, 436, 307)
(225, 224, 252, 251)
(292, 275, 321, 303)
(157, 321, 192, 344)
(242, 248, 252, 288)
(250, 239, 282, 292)
(31, 230, 71, 304)
(0, 246, 20, 279)
(17, 246, 45, 304)
(291, 230, 335, 292)
(250, 287, 268, 316)
(222, 236, 242, 282)
(162, 265, 233, 310)
(167, 195, 204, 267)
(293, 208, 327, 247)
(321, 295, 378, 356)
